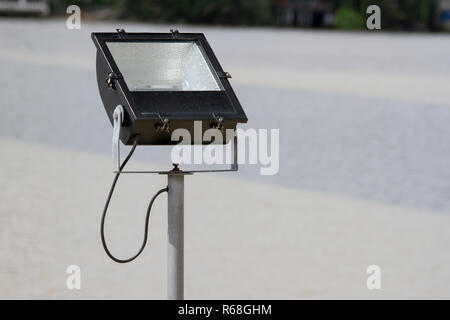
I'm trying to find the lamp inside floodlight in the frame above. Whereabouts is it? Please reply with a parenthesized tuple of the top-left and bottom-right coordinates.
(92, 30, 247, 145)
(107, 42, 223, 91)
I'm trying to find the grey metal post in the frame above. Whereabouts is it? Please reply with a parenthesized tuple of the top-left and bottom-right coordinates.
(167, 173, 184, 300)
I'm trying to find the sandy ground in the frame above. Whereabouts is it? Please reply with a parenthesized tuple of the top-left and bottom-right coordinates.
(1, 136, 450, 299)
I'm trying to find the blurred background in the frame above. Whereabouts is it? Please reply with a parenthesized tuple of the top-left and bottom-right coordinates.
(3, 0, 450, 31)
(1, 0, 450, 299)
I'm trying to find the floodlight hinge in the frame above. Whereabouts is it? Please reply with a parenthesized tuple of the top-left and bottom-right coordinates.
(112, 105, 124, 171)
(211, 113, 225, 131)
(116, 28, 127, 39)
(156, 113, 170, 133)
(106, 72, 123, 90)
(170, 29, 180, 38)
(217, 71, 232, 79)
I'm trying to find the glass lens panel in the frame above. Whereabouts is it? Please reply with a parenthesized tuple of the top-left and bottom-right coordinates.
(106, 41, 223, 91)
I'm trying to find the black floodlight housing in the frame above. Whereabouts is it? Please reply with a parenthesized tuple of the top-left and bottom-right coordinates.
(92, 30, 248, 145)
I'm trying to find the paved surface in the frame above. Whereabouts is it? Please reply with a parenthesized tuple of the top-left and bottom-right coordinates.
(2, 137, 450, 299)
(1, 18, 450, 299)
(1, 19, 450, 213)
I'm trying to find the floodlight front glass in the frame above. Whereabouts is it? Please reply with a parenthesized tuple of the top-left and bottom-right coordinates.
(106, 42, 223, 91)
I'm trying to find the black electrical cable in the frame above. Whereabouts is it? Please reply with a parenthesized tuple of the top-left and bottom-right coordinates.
(100, 135, 168, 263)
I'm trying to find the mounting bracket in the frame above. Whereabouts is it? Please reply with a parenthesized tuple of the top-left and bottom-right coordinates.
(112, 105, 124, 171)
(111, 105, 239, 174)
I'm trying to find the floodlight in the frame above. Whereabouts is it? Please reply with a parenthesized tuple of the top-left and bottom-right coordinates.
(92, 29, 247, 145)
(94, 29, 247, 300)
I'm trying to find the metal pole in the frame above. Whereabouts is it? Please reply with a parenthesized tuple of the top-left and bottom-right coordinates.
(167, 173, 184, 300)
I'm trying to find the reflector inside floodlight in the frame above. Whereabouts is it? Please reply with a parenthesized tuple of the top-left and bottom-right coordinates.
(106, 42, 223, 91)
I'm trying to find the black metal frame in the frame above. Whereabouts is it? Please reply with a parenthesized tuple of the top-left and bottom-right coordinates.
(92, 31, 248, 145)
